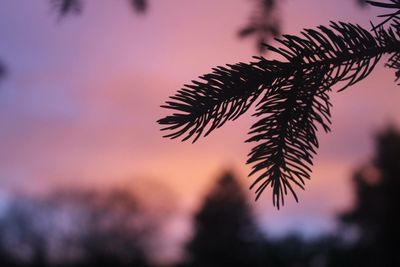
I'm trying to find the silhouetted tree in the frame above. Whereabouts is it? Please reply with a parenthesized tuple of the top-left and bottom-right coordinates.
(181, 171, 266, 267)
(158, 0, 400, 208)
(339, 127, 400, 267)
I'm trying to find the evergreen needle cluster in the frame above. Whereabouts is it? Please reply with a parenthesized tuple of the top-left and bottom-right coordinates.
(158, 1, 400, 209)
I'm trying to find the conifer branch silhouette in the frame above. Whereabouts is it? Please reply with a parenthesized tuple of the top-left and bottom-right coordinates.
(159, 1, 400, 209)
(159, 4, 400, 209)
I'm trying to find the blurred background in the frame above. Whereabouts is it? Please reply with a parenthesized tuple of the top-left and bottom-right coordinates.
(0, 0, 399, 266)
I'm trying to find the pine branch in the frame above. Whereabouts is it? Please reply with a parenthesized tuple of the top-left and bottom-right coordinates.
(386, 52, 400, 81)
(368, 0, 400, 28)
(159, 9, 400, 208)
(246, 67, 332, 208)
(158, 63, 268, 142)
(243, 22, 398, 208)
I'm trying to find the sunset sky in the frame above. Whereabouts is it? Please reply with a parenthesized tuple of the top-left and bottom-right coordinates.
(1, 0, 400, 260)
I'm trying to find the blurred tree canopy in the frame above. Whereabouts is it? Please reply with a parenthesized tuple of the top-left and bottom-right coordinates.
(178, 128, 400, 266)
(0, 188, 155, 267)
(180, 172, 267, 267)
(339, 127, 400, 266)
(1, 126, 400, 266)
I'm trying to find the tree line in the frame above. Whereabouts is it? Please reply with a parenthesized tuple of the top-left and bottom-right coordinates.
(0, 126, 399, 267)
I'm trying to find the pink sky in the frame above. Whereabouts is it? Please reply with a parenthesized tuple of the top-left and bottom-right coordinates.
(1, 0, 400, 260)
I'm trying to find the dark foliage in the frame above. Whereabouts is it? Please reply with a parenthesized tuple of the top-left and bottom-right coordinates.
(77, 190, 151, 266)
(0, 189, 153, 267)
(2, 129, 399, 266)
(369, 0, 400, 28)
(179, 171, 347, 267)
(181, 172, 266, 267)
(339, 127, 400, 266)
(158, 1, 400, 208)
(179, 129, 400, 266)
